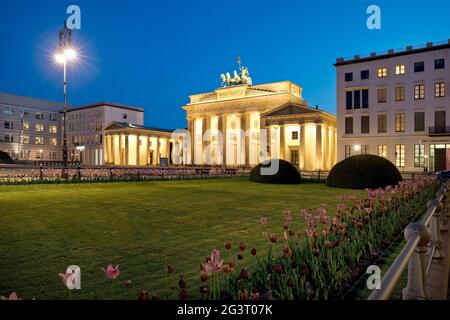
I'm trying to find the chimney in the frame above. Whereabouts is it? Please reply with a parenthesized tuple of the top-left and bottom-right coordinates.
(406, 45, 413, 51)
(336, 58, 344, 63)
(388, 49, 394, 54)
(315, 105, 319, 110)
(426, 42, 433, 48)
(370, 52, 377, 57)
(354, 55, 360, 60)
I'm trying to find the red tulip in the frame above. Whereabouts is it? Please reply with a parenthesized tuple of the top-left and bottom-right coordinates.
(224, 242, 232, 250)
(179, 275, 187, 289)
(237, 253, 244, 260)
(167, 263, 174, 275)
(137, 290, 149, 300)
(125, 280, 132, 288)
(239, 242, 246, 251)
(251, 248, 257, 256)
(275, 264, 283, 274)
(200, 271, 208, 282)
(179, 289, 189, 300)
(269, 234, 277, 243)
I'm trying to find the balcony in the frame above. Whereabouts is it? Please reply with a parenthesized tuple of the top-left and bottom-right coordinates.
(429, 126, 450, 136)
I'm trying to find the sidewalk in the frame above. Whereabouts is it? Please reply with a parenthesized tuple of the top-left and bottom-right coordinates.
(426, 215, 450, 299)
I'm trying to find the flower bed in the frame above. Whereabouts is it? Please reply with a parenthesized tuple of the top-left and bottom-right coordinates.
(194, 177, 437, 300)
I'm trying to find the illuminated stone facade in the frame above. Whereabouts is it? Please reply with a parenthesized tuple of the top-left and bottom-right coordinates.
(183, 81, 337, 170)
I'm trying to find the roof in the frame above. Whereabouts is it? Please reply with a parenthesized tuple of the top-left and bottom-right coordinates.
(104, 121, 174, 133)
(334, 40, 450, 67)
(0, 92, 62, 111)
(68, 102, 145, 113)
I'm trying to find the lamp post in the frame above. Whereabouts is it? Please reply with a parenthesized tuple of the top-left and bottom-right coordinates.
(54, 23, 76, 178)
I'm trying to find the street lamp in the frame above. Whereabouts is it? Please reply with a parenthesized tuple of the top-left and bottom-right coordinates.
(54, 24, 77, 178)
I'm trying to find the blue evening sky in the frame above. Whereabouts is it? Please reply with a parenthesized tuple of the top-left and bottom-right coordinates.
(0, 0, 449, 129)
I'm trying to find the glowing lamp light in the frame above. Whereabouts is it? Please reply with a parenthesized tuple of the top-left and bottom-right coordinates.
(64, 48, 77, 60)
(354, 145, 361, 152)
(54, 53, 66, 64)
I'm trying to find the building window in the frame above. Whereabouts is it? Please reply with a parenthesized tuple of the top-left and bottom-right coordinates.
(4, 120, 13, 129)
(434, 59, 445, 70)
(395, 64, 405, 75)
(345, 117, 353, 134)
(22, 121, 29, 130)
(345, 72, 353, 82)
(49, 125, 57, 133)
(291, 131, 298, 140)
(378, 145, 387, 158)
(345, 145, 353, 158)
(4, 135, 14, 143)
(395, 86, 405, 101)
(435, 82, 445, 98)
(123, 113, 128, 120)
(346, 91, 353, 109)
(3, 107, 13, 116)
(50, 138, 57, 146)
(35, 123, 44, 132)
(354, 91, 361, 109)
(21, 135, 29, 144)
(414, 145, 425, 167)
(434, 110, 446, 133)
(361, 70, 370, 80)
(414, 112, 425, 132)
(21, 110, 29, 118)
(378, 88, 387, 103)
(361, 115, 370, 134)
(414, 61, 425, 72)
(35, 137, 44, 145)
(377, 67, 387, 78)
(395, 113, 405, 132)
(378, 114, 387, 133)
(49, 113, 57, 121)
(362, 89, 369, 108)
(395, 144, 405, 167)
(414, 84, 425, 100)
(35, 112, 44, 120)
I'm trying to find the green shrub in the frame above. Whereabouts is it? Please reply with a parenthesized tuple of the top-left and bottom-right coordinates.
(250, 159, 301, 184)
(326, 155, 402, 189)
(0, 150, 13, 164)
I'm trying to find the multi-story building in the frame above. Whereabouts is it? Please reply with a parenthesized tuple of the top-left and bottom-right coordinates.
(0, 93, 62, 162)
(66, 102, 144, 166)
(335, 40, 450, 172)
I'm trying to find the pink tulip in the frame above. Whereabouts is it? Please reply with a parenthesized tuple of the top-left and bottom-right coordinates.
(59, 272, 76, 289)
(102, 264, 120, 280)
(260, 217, 268, 225)
(0, 292, 20, 300)
(283, 210, 292, 224)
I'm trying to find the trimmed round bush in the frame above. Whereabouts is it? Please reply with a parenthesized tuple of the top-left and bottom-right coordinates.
(0, 150, 13, 164)
(326, 154, 402, 189)
(250, 159, 301, 184)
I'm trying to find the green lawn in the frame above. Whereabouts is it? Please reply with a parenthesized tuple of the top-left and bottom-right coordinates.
(0, 178, 362, 300)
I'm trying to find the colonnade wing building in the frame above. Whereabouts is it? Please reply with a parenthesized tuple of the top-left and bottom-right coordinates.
(183, 81, 337, 170)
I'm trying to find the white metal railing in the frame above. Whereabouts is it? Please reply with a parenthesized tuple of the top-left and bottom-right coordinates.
(368, 181, 449, 300)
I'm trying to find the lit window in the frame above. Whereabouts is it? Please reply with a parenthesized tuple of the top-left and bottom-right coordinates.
(377, 67, 387, 78)
(35, 124, 44, 132)
(414, 85, 425, 100)
(414, 145, 425, 167)
(50, 113, 57, 121)
(435, 82, 445, 98)
(378, 145, 387, 158)
(49, 125, 57, 133)
(378, 89, 387, 103)
(35, 137, 44, 145)
(21, 136, 29, 144)
(378, 114, 387, 133)
(395, 144, 405, 167)
(22, 122, 29, 130)
(395, 64, 405, 75)
(291, 131, 298, 140)
(35, 112, 44, 120)
(395, 113, 405, 132)
(395, 87, 405, 101)
(50, 138, 57, 146)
